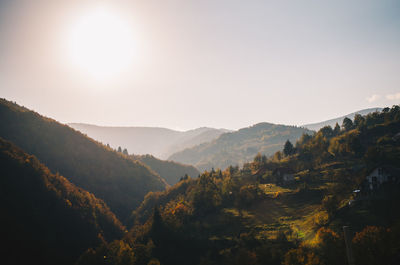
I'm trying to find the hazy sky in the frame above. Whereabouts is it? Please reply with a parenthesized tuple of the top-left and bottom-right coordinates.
(1, 0, 399, 130)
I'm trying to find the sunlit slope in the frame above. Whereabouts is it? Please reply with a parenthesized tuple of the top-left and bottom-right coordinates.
(302, 107, 382, 131)
(0, 138, 124, 265)
(169, 123, 313, 171)
(0, 98, 167, 221)
(77, 106, 400, 265)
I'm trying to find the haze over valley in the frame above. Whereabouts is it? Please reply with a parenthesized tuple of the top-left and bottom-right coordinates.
(70, 107, 381, 172)
(69, 123, 229, 159)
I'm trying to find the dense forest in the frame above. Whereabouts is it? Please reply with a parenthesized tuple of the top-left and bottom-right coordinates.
(78, 105, 400, 265)
(168, 122, 313, 171)
(131, 154, 200, 185)
(302, 107, 382, 131)
(0, 99, 167, 222)
(0, 138, 124, 265)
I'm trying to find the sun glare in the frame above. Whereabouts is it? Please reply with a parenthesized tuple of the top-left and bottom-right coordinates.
(66, 5, 136, 81)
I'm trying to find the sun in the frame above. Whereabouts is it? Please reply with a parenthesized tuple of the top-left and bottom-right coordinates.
(66, 5, 136, 81)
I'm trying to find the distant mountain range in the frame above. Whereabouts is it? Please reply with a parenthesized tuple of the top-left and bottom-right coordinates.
(302, 107, 383, 131)
(168, 123, 313, 171)
(69, 123, 229, 159)
(69, 108, 384, 172)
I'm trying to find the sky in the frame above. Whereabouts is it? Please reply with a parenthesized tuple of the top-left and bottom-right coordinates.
(0, 0, 399, 131)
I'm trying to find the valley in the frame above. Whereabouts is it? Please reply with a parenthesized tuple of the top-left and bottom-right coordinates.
(1, 98, 399, 265)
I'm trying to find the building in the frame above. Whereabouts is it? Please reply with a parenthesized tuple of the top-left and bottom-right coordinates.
(365, 166, 400, 190)
(273, 167, 295, 183)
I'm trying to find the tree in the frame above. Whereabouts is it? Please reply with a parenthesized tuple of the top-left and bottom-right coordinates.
(316, 227, 345, 265)
(117, 146, 122, 153)
(333, 123, 341, 135)
(353, 114, 365, 128)
(320, 126, 333, 138)
(274, 151, 282, 161)
(342, 117, 353, 131)
(283, 140, 295, 156)
(321, 195, 339, 219)
(253, 152, 266, 169)
(150, 206, 168, 247)
(352, 226, 394, 265)
(123, 148, 129, 155)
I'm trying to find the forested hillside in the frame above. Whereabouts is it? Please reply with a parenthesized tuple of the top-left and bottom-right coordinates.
(131, 154, 200, 185)
(79, 105, 400, 265)
(169, 122, 313, 171)
(302, 107, 382, 131)
(0, 99, 167, 222)
(0, 138, 124, 265)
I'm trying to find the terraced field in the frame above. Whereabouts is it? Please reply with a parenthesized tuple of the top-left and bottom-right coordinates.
(219, 183, 326, 242)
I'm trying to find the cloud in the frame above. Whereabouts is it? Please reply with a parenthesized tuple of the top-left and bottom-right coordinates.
(366, 94, 380, 103)
(386, 92, 400, 101)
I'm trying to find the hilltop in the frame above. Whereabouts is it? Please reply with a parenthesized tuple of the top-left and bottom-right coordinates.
(302, 107, 382, 131)
(168, 122, 313, 171)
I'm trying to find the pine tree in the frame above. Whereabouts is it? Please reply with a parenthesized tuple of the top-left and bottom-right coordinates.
(283, 140, 294, 156)
(333, 123, 340, 135)
(342, 117, 353, 131)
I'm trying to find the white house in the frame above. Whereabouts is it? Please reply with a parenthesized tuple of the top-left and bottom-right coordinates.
(274, 167, 295, 183)
(283, 173, 295, 182)
(366, 166, 399, 190)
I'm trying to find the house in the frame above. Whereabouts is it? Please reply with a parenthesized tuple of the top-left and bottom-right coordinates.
(273, 167, 295, 183)
(365, 166, 400, 190)
(392, 132, 400, 141)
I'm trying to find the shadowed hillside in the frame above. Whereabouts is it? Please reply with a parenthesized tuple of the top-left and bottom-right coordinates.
(0, 138, 124, 265)
(0, 99, 167, 222)
(131, 154, 200, 185)
(168, 122, 313, 171)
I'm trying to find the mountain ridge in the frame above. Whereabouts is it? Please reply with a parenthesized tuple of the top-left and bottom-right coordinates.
(302, 107, 383, 131)
(68, 123, 230, 159)
(168, 122, 313, 171)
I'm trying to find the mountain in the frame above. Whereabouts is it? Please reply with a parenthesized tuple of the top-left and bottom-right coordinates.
(0, 138, 124, 265)
(168, 122, 313, 171)
(68, 123, 229, 159)
(302, 107, 383, 131)
(0, 98, 167, 222)
(131, 154, 200, 185)
(80, 105, 400, 265)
